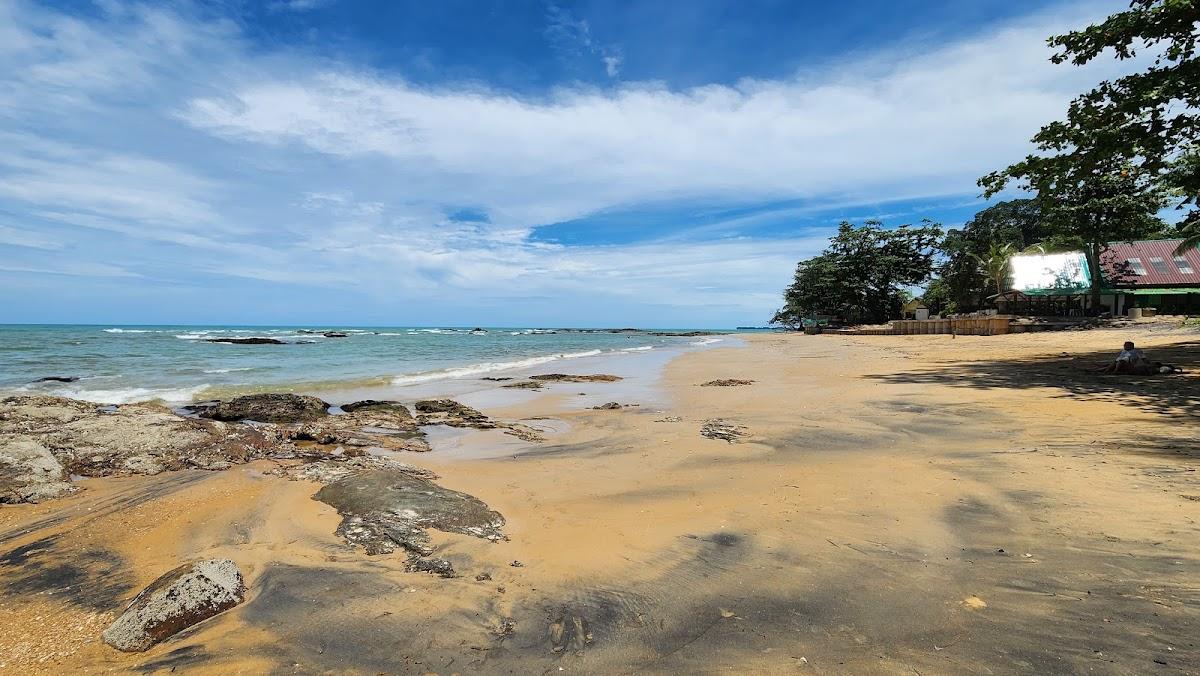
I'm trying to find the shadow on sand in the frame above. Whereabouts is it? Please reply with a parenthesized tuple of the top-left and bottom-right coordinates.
(866, 341, 1200, 422)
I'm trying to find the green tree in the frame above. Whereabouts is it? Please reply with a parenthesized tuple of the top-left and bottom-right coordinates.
(971, 242, 1017, 296)
(772, 220, 942, 326)
(935, 199, 1046, 311)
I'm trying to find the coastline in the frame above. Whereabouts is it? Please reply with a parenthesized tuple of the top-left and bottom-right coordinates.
(1, 327, 1198, 672)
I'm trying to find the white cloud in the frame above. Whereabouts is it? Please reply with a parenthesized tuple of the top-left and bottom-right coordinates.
(0, 0, 1135, 322)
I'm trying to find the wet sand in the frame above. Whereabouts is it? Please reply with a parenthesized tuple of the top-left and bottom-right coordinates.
(2, 328, 1198, 674)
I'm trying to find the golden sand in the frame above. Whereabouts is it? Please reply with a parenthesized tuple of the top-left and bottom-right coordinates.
(1, 328, 1197, 673)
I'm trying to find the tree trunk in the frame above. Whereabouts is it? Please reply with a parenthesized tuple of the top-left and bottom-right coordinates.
(1086, 241, 1102, 316)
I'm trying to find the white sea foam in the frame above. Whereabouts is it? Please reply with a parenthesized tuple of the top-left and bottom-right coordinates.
(390, 349, 605, 385)
(102, 328, 157, 333)
(621, 346, 654, 352)
(690, 337, 724, 346)
(24, 383, 210, 405)
(202, 367, 256, 374)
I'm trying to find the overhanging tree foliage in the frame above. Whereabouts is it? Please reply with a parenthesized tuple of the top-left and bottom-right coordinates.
(772, 220, 942, 326)
(978, 0, 1189, 312)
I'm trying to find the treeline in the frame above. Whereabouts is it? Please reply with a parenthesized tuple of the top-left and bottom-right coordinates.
(775, 0, 1199, 327)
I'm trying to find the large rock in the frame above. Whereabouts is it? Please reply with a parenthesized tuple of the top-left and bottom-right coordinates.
(0, 435, 76, 503)
(0, 395, 287, 496)
(314, 469, 505, 558)
(291, 403, 429, 452)
(196, 394, 330, 423)
(103, 559, 246, 652)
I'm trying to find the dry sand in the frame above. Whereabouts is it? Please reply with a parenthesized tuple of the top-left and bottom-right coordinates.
(1, 326, 1198, 674)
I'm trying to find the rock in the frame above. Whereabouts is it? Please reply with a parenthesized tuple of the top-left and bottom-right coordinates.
(0, 396, 285, 491)
(313, 469, 505, 557)
(274, 455, 437, 484)
(0, 435, 76, 503)
(501, 381, 544, 390)
(415, 399, 544, 442)
(202, 337, 286, 345)
(197, 394, 330, 423)
(699, 379, 755, 387)
(700, 419, 750, 443)
(290, 404, 429, 453)
(32, 376, 78, 383)
(338, 400, 411, 416)
(510, 560, 524, 567)
(528, 374, 622, 383)
(654, 415, 683, 423)
(322, 332, 348, 338)
(593, 402, 622, 410)
(475, 572, 492, 581)
(481, 377, 513, 382)
(406, 556, 456, 578)
(102, 559, 246, 652)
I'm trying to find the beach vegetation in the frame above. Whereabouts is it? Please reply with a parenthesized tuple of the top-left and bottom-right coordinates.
(977, 0, 1194, 312)
(772, 220, 942, 326)
(931, 199, 1047, 312)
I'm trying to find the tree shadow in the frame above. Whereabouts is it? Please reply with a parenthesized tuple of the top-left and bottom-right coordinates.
(865, 341, 1200, 422)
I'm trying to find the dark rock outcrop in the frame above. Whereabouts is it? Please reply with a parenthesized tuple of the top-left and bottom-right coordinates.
(322, 332, 348, 338)
(415, 399, 543, 442)
(195, 394, 330, 423)
(501, 381, 545, 390)
(32, 376, 79, 383)
(202, 337, 286, 345)
(102, 559, 246, 652)
(312, 468, 505, 575)
(291, 403, 429, 453)
(593, 402, 623, 410)
(528, 374, 622, 383)
(700, 419, 750, 443)
(339, 400, 411, 415)
(699, 379, 755, 387)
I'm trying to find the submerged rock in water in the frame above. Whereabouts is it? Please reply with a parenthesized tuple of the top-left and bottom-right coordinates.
(322, 332, 348, 338)
(0, 435, 76, 503)
(415, 399, 490, 422)
(528, 374, 622, 383)
(0, 396, 286, 498)
(593, 402, 623, 410)
(699, 379, 755, 387)
(195, 393, 330, 423)
(31, 376, 79, 383)
(313, 468, 505, 559)
(102, 559, 246, 652)
(202, 337, 286, 345)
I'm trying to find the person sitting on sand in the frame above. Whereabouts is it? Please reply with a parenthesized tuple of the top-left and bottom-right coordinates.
(1103, 341, 1154, 375)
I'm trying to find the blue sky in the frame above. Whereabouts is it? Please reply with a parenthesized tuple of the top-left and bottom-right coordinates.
(1, 0, 1131, 327)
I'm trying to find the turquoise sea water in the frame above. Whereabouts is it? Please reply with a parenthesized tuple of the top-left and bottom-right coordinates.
(0, 325, 734, 404)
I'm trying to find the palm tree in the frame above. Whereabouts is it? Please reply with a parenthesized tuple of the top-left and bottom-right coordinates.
(971, 242, 1015, 295)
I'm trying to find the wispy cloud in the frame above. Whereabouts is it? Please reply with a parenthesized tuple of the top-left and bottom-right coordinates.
(0, 0, 1133, 323)
(545, 4, 623, 78)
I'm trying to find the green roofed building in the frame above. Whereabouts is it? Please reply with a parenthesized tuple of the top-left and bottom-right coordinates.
(1000, 239, 1200, 316)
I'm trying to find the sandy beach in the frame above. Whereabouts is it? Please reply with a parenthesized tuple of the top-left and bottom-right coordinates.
(2, 327, 1198, 674)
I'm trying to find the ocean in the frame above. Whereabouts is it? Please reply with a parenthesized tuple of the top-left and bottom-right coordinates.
(0, 325, 735, 405)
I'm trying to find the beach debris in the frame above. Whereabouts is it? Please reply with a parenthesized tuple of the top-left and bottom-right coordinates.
(30, 376, 79, 383)
(191, 393, 331, 423)
(496, 617, 517, 637)
(654, 415, 683, 423)
(102, 559, 246, 652)
(701, 419, 750, 442)
(502, 381, 545, 390)
(700, 379, 755, 387)
(0, 435, 76, 503)
(528, 373, 623, 383)
(476, 572, 493, 581)
(510, 560, 524, 567)
(593, 402, 623, 410)
(313, 468, 505, 561)
(962, 595, 988, 610)
(0, 395, 283, 499)
(201, 337, 287, 345)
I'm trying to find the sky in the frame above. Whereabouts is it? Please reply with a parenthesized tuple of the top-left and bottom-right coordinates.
(0, 0, 1135, 327)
